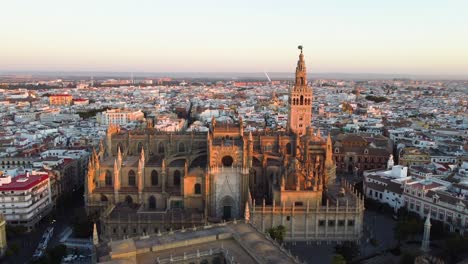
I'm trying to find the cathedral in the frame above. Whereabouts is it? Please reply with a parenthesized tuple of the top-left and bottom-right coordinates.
(85, 47, 364, 242)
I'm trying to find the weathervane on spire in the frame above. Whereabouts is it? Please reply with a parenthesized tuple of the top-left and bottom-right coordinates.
(298, 45, 303, 53)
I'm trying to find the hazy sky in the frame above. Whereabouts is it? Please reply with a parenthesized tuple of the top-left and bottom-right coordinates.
(1, 0, 468, 75)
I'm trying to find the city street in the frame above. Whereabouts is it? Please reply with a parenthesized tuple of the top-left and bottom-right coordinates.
(1, 188, 85, 264)
(361, 211, 398, 257)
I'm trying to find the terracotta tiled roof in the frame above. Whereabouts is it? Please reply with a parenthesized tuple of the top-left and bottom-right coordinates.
(0, 174, 48, 191)
(426, 190, 468, 208)
(365, 181, 386, 192)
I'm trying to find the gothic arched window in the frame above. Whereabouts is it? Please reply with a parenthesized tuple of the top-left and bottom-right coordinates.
(173, 170, 181, 186)
(286, 143, 292, 155)
(158, 142, 165, 154)
(194, 183, 201, 194)
(178, 142, 185, 153)
(148, 196, 156, 209)
(128, 170, 136, 186)
(300, 77, 305, 85)
(105, 170, 112, 186)
(151, 170, 158, 186)
(300, 95, 304, 105)
(125, 195, 133, 205)
(137, 142, 143, 153)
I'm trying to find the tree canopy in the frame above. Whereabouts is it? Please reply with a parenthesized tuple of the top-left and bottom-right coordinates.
(334, 241, 359, 262)
(266, 225, 286, 243)
(365, 95, 388, 103)
(332, 254, 347, 264)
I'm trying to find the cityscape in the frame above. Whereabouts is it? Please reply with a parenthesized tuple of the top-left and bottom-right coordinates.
(1, 1, 468, 264)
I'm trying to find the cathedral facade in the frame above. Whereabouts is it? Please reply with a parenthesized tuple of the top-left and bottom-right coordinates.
(85, 48, 364, 242)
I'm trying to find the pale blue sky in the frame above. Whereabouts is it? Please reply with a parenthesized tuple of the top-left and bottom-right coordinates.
(1, 0, 467, 75)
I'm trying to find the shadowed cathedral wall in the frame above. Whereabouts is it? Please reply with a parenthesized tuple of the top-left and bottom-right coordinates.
(88, 131, 208, 210)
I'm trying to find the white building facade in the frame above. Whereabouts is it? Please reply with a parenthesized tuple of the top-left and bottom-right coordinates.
(364, 166, 468, 235)
(364, 166, 409, 211)
(0, 173, 53, 230)
(97, 109, 145, 125)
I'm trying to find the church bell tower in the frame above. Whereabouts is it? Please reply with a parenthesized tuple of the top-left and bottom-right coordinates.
(288, 46, 313, 136)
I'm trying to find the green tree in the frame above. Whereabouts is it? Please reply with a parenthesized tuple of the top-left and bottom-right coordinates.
(394, 216, 422, 244)
(78, 107, 110, 119)
(266, 225, 286, 242)
(399, 252, 416, 264)
(46, 244, 68, 264)
(332, 254, 347, 264)
(9, 242, 19, 255)
(365, 95, 388, 103)
(6, 225, 27, 238)
(394, 220, 409, 243)
(72, 218, 93, 238)
(334, 241, 359, 262)
(30, 256, 48, 264)
(442, 234, 468, 263)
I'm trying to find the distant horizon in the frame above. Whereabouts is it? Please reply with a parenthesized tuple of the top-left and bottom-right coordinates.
(1, 70, 467, 81)
(1, 1, 467, 75)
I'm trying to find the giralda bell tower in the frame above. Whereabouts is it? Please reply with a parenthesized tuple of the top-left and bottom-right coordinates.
(288, 45, 313, 136)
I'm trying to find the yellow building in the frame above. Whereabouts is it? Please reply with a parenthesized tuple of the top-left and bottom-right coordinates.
(49, 94, 73, 106)
(399, 147, 430, 167)
(0, 214, 7, 258)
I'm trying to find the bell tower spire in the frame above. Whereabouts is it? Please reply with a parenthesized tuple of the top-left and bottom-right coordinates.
(296, 45, 306, 86)
(288, 45, 313, 136)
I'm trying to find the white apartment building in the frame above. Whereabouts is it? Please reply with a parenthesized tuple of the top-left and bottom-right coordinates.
(0, 172, 52, 230)
(364, 165, 468, 235)
(40, 111, 80, 123)
(403, 180, 468, 234)
(14, 112, 39, 122)
(96, 109, 145, 125)
(364, 166, 410, 211)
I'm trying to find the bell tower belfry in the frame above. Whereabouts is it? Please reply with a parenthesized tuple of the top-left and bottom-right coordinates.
(288, 45, 313, 136)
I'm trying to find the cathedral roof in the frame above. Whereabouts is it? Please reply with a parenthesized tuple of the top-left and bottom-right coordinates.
(146, 155, 163, 166)
(267, 158, 281, 166)
(169, 158, 186, 167)
(334, 146, 390, 156)
(189, 155, 207, 168)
